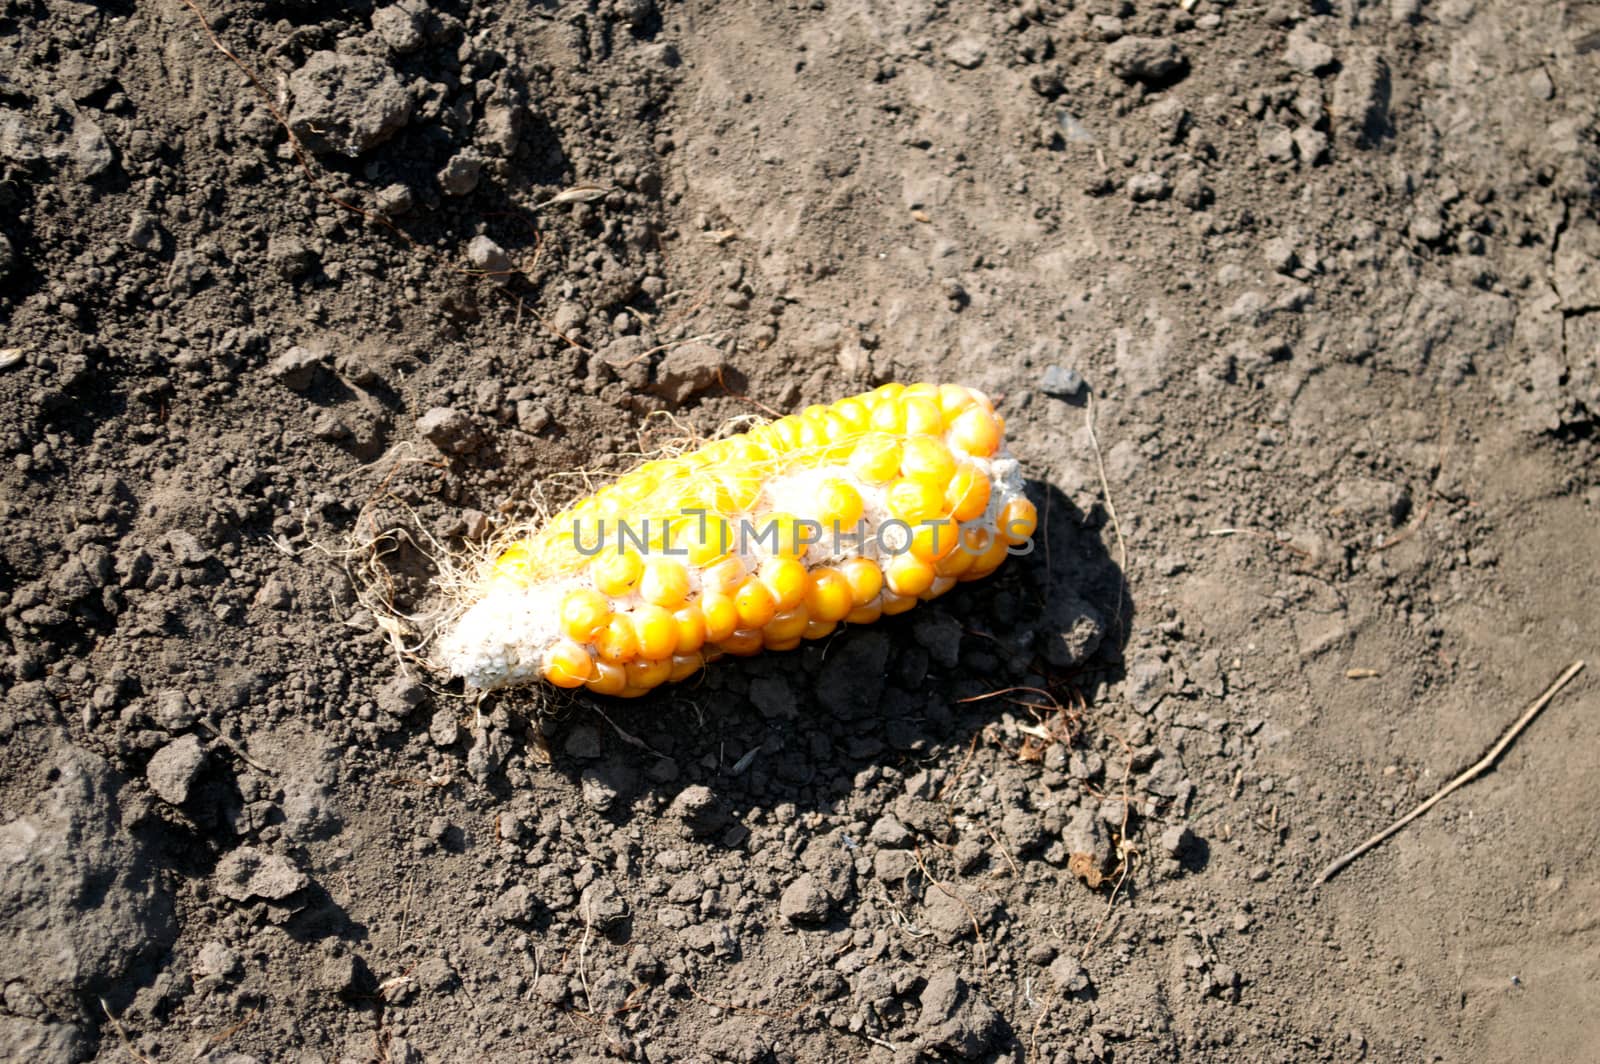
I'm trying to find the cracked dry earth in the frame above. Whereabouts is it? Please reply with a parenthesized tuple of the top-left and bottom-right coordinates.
(2, 0, 1599, 1062)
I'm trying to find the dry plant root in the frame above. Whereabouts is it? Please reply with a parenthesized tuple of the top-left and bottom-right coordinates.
(433, 383, 1036, 697)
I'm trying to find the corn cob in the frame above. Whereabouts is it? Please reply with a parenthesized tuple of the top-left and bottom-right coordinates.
(437, 383, 1036, 696)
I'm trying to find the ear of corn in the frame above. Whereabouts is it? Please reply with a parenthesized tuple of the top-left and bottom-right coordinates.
(438, 383, 1034, 695)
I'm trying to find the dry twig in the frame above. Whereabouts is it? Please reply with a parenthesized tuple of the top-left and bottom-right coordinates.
(1312, 660, 1586, 888)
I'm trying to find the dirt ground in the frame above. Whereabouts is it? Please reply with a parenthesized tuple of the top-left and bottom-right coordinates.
(3, 0, 1599, 1061)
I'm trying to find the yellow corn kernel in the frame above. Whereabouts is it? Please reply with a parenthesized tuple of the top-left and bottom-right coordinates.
(937, 537, 978, 577)
(886, 477, 946, 524)
(699, 592, 740, 642)
(764, 634, 803, 652)
(586, 660, 628, 696)
(850, 434, 903, 484)
(908, 519, 959, 563)
(639, 558, 690, 608)
(869, 397, 908, 434)
(921, 575, 957, 600)
(937, 383, 976, 418)
(903, 395, 944, 437)
(669, 652, 703, 682)
(885, 553, 937, 597)
(543, 639, 595, 688)
(803, 567, 854, 622)
(761, 557, 808, 611)
(881, 589, 917, 615)
(626, 656, 673, 690)
(701, 554, 748, 595)
(899, 435, 956, 486)
(870, 382, 907, 403)
(592, 549, 643, 597)
(768, 415, 804, 451)
(845, 598, 883, 625)
(803, 618, 837, 640)
(678, 513, 732, 566)
(946, 462, 992, 523)
(816, 478, 864, 531)
(840, 557, 884, 605)
(492, 542, 537, 585)
(949, 406, 1001, 457)
(903, 381, 939, 400)
(673, 605, 706, 654)
(720, 628, 764, 656)
(963, 528, 1011, 579)
(632, 604, 679, 660)
(734, 580, 777, 629)
(765, 606, 810, 643)
(594, 615, 640, 664)
(560, 588, 612, 643)
(833, 397, 871, 431)
(755, 511, 812, 560)
(999, 497, 1037, 545)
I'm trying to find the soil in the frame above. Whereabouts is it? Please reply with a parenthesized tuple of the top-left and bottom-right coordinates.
(2, 0, 1598, 1061)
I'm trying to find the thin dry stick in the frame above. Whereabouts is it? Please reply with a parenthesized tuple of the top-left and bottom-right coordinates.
(1312, 660, 1587, 889)
(1084, 392, 1129, 634)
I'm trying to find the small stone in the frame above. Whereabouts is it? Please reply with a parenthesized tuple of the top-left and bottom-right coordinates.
(154, 689, 200, 731)
(428, 707, 459, 747)
(437, 151, 485, 196)
(1040, 365, 1085, 399)
(213, 847, 308, 902)
(1127, 171, 1171, 201)
(516, 401, 551, 434)
(868, 814, 911, 848)
(268, 346, 325, 391)
(125, 210, 167, 254)
(651, 341, 727, 404)
(417, 406, 482, 455)
(1263, 237, 1299, 274)
(1258, 123, 1297, 163)
(1174, 171, 1212, 209)
(580, 767, 622, 813)
(196, 941, 243, 980)
(146, 734, 206, 806)
(580, 878, 629, 931)
(779, 873, 832, 925)
(668, 784, 730, 837)
(372, 4, 425, 54)
(916, 969, 1006, 1059)
(466, 235, 513, 281)
(319, 952, 364, 996)
(1049, 955, 1092, 993)
(376, 183, 415, 216)
(1159, 824, 1195, 859)
(267, 235, 317, 281)
(945, 36, 987, 69)
(1293, 126, 1328, 165)
(1104, 37, 1186, 84)
(494, 884, 537, 924)
(1283, 25, 1335, 75)
(287, 52, 411, 157)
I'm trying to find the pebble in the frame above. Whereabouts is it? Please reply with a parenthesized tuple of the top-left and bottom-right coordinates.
(944, 36, 987, 69)
(668, 784, 731, 837)
(268, 346, 326, 391)
(437, 151, 485, 197)
(372, 3, 425, 53)
(779, 872, 832, 925)
(916, 969, 1005, 1059)
(466, 235, 513, 281)
(213, 847, 308, 902)
(1039, 364, 1085, 398)
(1104, 37, 1186, 84)
(1283, 26, 1335, 75)
(287, 52, 412, 157)
(416, 406, 482, 455)
(146, 734, 207, 806)
(1159, 823, 1195, 859)
(651, 341, 726, 403)
(1127, 171, 1171, 201)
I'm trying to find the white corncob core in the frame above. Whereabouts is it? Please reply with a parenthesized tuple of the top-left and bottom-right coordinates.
(436, 383, 1037, 696)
